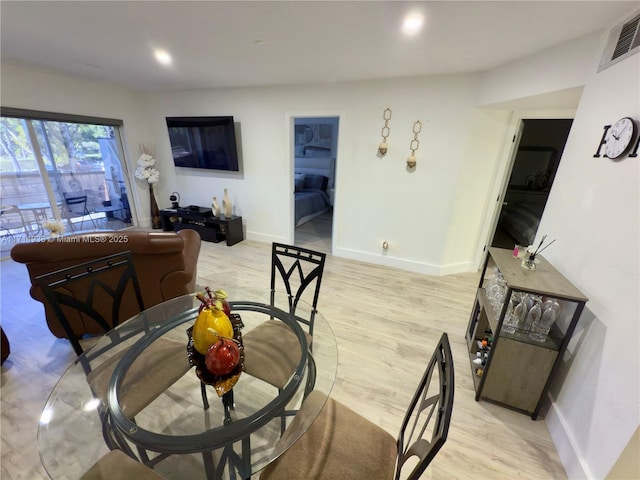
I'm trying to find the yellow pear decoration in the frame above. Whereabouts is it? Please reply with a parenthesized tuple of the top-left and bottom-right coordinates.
(193, 292, 234, 355)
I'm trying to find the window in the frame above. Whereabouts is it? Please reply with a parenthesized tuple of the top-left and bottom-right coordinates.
(0, 108, 135, 254)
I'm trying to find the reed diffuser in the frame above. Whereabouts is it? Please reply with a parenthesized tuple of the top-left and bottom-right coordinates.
(522, 235, 556, 270)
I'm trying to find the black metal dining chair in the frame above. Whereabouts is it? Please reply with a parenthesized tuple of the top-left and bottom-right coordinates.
(242, 243, 326, 389)
(260, 332, 455, 480)
(236, 243, 326, 433)
(35, 252, 191, 439)
(35, 251, 145, 356)
(63, 194, 98, 231)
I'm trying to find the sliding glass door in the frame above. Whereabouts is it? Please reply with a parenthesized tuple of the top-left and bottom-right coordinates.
(0, 109, 135, 254)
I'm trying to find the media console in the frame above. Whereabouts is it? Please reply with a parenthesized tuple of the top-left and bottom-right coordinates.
(159, 206, 243, 246)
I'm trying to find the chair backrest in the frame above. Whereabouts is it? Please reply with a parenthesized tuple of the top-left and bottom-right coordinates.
(35, 251, 145, 356)
(65, 195, 88, 215)
(395, 332, 455, 480)
(11, 230, 201, 340)
(271, 243, 326, 334)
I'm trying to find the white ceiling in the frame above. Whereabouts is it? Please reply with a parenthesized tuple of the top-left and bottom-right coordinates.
(1, 1, 637, 92)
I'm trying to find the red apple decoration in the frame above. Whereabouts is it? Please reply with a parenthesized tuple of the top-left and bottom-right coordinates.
(205, 338, 240, 376)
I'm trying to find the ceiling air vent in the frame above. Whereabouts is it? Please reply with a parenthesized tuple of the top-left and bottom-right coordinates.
(598, 11, 640, 72)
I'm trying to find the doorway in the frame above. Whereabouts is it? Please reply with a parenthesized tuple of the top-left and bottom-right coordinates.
(491, 118, 573, 249)
(292, 116, 338, 254)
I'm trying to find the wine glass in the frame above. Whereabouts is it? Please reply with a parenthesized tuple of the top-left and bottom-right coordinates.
(502, 292, 524, 334)
(530, 297, 560, 342)
(523, 295, 542, 333)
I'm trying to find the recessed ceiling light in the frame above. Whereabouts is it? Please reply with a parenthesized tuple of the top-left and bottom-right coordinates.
(154, 49, 172, 66)
(402, 13, 424, 36)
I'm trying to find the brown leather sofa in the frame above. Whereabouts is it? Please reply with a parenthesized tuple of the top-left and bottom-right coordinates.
(10, 230, 201, 340)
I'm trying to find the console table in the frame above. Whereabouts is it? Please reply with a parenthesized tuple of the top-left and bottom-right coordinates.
(465, 248, 588, 419)
(160, 207, 243, 246)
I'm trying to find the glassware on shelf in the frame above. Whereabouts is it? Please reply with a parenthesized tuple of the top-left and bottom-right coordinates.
(525, 293, 536, 312)
(485, 267, 502, 294)
(490, 283, 506, 312)
(542, 298, 557, 313)
(486, 267, 507, 313)
(530, 297, 561, 342)
(501, 292, 523, 334)
(523, 295, 542, 333)
(513, 294, 529, 331)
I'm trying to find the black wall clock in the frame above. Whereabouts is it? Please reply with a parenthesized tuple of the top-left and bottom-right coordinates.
(594, 117, 640, 159)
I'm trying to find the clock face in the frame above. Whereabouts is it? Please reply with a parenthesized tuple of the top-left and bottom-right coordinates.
(605, 117, 637, 159)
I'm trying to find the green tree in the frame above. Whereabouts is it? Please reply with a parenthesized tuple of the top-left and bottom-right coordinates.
(0, 118, 34, 172)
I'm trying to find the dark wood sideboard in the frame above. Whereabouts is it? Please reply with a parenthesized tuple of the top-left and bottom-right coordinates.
(159, 207, 243, 246)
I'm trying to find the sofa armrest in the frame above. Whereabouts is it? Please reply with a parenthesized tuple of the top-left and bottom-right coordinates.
(177, 229, 201, 293)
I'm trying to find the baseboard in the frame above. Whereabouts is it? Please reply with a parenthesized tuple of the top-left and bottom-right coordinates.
(238, 238, 474, 275)
(547, 400, 594, 479)
(245, 231, 285, 244)
(333, 247, 473, 276)
(439, 261, 474, 275)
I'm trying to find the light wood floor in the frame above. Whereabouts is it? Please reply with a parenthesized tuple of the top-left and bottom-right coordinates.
(0, 236, 568, 479)
(295, 210, 332, 254)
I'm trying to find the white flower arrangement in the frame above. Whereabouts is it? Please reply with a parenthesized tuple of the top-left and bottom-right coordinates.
(134, 150, 160, 185)
(42, 219, 65, 238)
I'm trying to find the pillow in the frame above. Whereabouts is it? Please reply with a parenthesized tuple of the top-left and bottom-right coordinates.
(303, 174, 328, 191)
(294, 174, 306, 193)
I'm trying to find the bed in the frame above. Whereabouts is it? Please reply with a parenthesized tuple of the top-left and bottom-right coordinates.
(294, 156, 335, 227)
(294, 173, 331, 227)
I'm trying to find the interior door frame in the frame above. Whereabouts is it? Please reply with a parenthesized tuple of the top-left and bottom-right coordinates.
(286, 112, 342, 251)
(476, 108, 576, 269)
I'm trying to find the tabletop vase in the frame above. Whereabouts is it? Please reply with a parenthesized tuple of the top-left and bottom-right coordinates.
(223, 189, 232, 218)
(212, 197, 220, 217)
(149, 185, 161, 229)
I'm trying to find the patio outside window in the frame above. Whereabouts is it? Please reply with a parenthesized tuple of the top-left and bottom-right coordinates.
(0, 109, 135, 255)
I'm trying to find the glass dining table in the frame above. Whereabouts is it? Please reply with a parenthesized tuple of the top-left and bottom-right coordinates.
(37, 287, 338, 480)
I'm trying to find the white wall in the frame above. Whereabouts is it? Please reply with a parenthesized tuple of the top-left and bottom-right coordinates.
(537, 46, 640, 480)
(141, 76, 508, 274)
(2, 63, 508, 273)
(477, 18, 640, 479)
(478, 32, 603, 107)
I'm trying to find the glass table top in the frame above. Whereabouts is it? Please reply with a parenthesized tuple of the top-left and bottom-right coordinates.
(38, 288, 338, 480)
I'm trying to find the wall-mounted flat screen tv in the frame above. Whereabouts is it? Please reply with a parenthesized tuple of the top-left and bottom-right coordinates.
(166, 116, 239, 172)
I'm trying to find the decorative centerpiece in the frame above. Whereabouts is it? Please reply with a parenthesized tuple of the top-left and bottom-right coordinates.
(134, 145, 161, 229)
(186, 288, 244, 397)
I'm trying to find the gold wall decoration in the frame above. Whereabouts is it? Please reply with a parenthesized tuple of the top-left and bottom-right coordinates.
(377, 108, 392, 156)
(406, 120, 422, 168)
